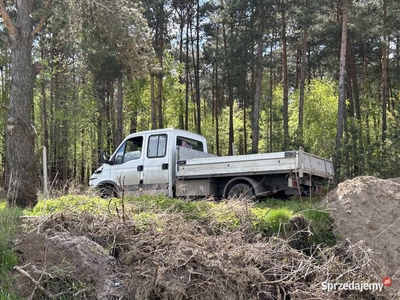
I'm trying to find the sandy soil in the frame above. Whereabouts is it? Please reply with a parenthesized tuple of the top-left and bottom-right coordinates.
(323, 176, 400, 292)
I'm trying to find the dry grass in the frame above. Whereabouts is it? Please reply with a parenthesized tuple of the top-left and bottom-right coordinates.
(14, 209, 397, 300)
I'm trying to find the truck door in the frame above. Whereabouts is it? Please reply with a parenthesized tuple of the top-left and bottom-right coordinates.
(110, 135, 144, 195)
(142, 133, 170, 195)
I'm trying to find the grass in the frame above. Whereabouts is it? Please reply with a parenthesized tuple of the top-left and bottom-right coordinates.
(27, 194, 335, 247)
(0, 200, 23, 300)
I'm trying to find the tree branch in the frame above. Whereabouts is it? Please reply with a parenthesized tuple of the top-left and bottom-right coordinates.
(31, 1, 51, 39)
(92, 0, 118, 16)
(0, 0, 18, 42)
(13, 265, 55, 298)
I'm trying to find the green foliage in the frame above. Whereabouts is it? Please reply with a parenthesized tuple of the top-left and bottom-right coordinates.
(0, 203, 23, 300)
(289, 79, 338, 157)
(251, 207, 293, 234)
(128, 195, 214, 216)
(0, 289, 20, 300)
(30, 195, 112, 216)
(252, 199, 335, 247)
(27, 195, 335, 247)
(0, 205, 21, 274)
(209, 204, 240, 229)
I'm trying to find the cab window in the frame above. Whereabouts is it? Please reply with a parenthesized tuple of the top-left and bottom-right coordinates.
(114, 136, 143, 164)
(148, 134, 167, 158)
(177, 136, 204, 152)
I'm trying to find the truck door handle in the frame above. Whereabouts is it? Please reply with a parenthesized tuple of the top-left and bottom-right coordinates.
(162, 163, 168, 170)
(137, 165, 143, 171)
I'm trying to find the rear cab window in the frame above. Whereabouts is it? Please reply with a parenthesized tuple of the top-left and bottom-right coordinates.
(148, 134, 167, 158)
(177, 136, 204, 152)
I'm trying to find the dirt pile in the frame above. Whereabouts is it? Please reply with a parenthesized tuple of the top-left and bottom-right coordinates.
(323, 176, 400, 292)
(13, 232, 125, 299)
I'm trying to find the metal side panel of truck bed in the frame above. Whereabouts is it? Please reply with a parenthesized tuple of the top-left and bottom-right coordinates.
(176, 147, 334, 180)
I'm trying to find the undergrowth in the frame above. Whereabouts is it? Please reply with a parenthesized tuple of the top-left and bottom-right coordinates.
(0, 201, 23, 300)
(0, 193, 335, 299)
(28, 194, 336, 248)
(2, 195, 391, 300)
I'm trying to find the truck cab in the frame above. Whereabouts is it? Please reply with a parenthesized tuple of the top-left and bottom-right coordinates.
(89, 128, 207, 198)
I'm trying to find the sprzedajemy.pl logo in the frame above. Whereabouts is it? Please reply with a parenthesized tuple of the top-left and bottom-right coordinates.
(321, 277, 393, 293)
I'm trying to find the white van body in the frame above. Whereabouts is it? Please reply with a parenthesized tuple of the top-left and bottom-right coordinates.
(89, 128, 334, 199)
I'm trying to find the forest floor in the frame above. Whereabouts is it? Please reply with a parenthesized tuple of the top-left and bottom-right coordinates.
(5, 176, 400, 300)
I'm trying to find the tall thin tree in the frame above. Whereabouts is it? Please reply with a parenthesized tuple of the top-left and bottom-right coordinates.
(335, 0, 349, 173)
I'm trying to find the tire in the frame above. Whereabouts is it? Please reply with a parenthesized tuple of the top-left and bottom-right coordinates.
(227, 183, 254, 200)
(99, 185, 116, 199)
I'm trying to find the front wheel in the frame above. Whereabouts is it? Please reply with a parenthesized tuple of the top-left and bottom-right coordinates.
(98, 185, 117, 199)
(227, 183, 254, 200)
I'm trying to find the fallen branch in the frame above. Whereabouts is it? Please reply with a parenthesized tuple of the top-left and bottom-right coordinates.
(13, 265, 55, 299)
(13, 265, 84, 299)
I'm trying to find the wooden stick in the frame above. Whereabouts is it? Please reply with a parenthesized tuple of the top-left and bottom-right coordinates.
(13, 265, 55, 299)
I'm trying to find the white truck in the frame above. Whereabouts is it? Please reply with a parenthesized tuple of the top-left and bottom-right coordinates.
(89, 128, 334, 199)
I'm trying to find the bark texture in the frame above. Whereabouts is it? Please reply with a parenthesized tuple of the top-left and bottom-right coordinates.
(2, 0, 40, 206)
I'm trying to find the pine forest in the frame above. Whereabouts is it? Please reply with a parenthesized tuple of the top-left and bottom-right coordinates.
(1, 0, 400, 206)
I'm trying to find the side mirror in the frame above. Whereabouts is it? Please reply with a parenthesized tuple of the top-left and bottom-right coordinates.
(99, 150, 114, 165)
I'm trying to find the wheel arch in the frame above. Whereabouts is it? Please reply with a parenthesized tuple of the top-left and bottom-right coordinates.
(223, 176, 265, 198)
(96, 180, 120, 197)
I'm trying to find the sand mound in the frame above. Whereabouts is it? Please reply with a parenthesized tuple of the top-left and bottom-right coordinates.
(323, 176, 400, 291)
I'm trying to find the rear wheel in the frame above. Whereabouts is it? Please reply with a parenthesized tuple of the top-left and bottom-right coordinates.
(227, 183, 254, 200)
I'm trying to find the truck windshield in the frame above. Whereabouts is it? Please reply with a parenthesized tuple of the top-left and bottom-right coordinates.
(177, 136, 204, 152)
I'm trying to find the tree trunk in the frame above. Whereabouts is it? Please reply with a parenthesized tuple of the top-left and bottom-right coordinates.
(157, 23, 164, 129)
(150, 73, 157, 129)
(178, 12, 185, 129)
(185, 19, 190, 130)
(195, 0, 201, 134)
(116, 77, 123, 146)
(381, 0, 388, 146)
(252, 38, 263, 154)
(2, 0, 38, 206)
(298, 26, 308, 139)
(268, 37, 274, 152)
(281, 8, 289, 149)
(215, 27, 221, 156)
(251, 1, 264, 154)
(108, 81, 116, 150)
(363, 39, 371, 147)
(335, 0, 349, 173)
(347, 39, 361, 121)
(223, 23, 235, 155)
(157, 74, 163, 129)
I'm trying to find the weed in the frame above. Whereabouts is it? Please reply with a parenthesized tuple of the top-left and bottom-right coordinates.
(0, 201, 23, 299)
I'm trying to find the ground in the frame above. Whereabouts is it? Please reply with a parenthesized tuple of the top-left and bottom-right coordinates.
(8, 176, 400, 299)
(323, 176, 400, 293)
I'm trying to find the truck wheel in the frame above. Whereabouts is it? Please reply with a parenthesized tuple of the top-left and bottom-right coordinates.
(99, 185, 116, 199)
(227, 183, 254, 199)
